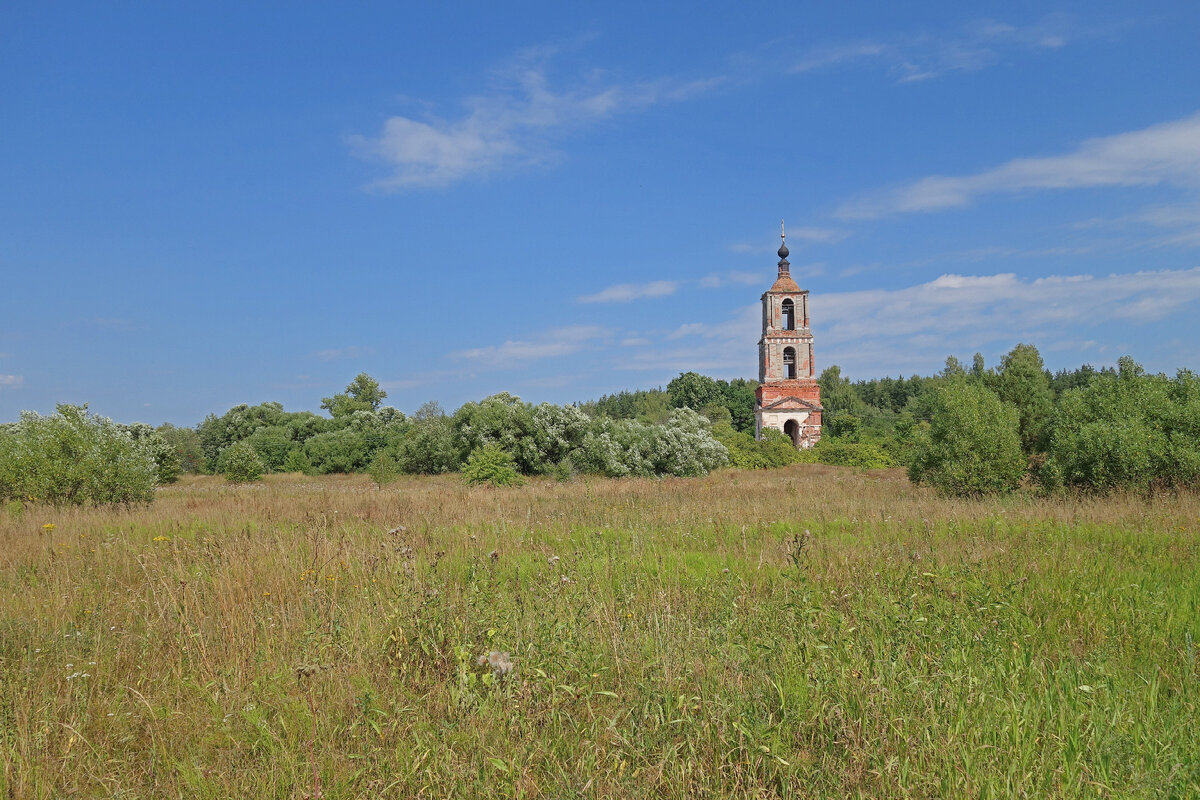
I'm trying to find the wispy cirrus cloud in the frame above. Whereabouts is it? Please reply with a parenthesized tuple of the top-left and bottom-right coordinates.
(578, 280, 680, 303)
(453, 324, 610, 365)
(0, 374, 23, 388)
(793, 14, 1080, 83)
(350, 46, 721, 190)
(838, 112, 1200, 219)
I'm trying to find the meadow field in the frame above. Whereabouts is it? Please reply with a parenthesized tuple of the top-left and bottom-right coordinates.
(1, 466, 1197, 799)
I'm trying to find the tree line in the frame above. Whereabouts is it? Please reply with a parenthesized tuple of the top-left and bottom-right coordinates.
(2, 345, 1197, 505)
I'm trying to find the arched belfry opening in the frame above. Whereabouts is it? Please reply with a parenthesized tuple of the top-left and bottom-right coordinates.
(783, 347, 797, 379)
(754, 220, 823, 449)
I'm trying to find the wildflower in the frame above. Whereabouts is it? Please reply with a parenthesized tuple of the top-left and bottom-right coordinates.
(489, 549, 500, 563)
(152, 536, 169, 542)
(42, 523, 56, 532)
(560, 575, 572, 584)
(548, 555, 560, 566)
(477, 650, 514, 678)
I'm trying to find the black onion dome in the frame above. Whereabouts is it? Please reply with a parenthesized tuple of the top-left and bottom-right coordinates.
(778, 242, 789, 259)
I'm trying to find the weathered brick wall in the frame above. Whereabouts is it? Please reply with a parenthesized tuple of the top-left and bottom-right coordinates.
(756, 286, 822, 447)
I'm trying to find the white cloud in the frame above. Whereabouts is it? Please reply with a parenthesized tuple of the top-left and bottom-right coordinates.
(660, 267, 1200, 377)
(699, 271, 764, 289)
(578, 280, 680, 303)
(793, 14, 1079, 84)
(0, 374, 23, 388)
(620, 337, 650, 347)
(1072, 202, 1200, 250)
(729, 228, 849, 254)
(312, 345, 373, 361)
(838, 112, 1200, 218)
(453, 324, 610, 365)
(351, 49, 721, 189)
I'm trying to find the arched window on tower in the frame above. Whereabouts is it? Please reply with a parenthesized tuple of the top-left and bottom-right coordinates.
(783, 346, 797, 379)
(781, 298, 795, 330)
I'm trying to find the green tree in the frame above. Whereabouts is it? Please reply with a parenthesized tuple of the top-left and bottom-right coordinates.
(303, 428, 372, 474)
(722, 379, 759, 434)
(367, 450, 401, 486)
(321, 373, 388, 418)
(120, 422, 182, 484)
(156, 423, 204, 473)
(908, 382, 1026, 496)
(994, 343, 1054, 453)
(244, 425, 294, 472)
(825, 412, 862, 441)
(196, 402, 287, 472)
(666, 372, 724, 412)
(452, 393, 541, 472)
(818, 366, 866, 417)
(462, 444, 523, 487)
(281, 448, 313, 474)
(938, 355, 968, 380)
(397, 403, 460, 475)
(971, 353, 987, 380)
(1039, 360, 1200, 493)
(221, 441, 265, 483)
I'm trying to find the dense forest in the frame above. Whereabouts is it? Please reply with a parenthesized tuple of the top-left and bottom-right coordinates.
(2, 343, 1198, 503)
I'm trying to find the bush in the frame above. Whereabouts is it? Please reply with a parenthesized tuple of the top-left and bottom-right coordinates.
(462, 444, 524, 487)
(221, 441, 265, 483)
(800, 438, 895, 469)
(367, 451, 401, 486)
(1039, 360, 1200, 493)
(712, 425, 799, 470)
(398, 405, 460, 475)
(303, 429, 372, 474)
(245, 425, 295, 472)
(281, 448, 313, 474)
(156, 423, 204, 474)
(0, 404, 158, 506)
(121, 422, 183, 484)
(907, 382, 1026, 496)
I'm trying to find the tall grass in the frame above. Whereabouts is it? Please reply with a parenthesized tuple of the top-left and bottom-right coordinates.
(1, 467, 1197, 798)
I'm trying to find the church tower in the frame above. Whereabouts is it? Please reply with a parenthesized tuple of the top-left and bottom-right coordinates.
(755, 223, 822, 448)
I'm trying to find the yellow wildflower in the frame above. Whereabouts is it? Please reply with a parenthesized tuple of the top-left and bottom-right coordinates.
(42, 523, 56, 532)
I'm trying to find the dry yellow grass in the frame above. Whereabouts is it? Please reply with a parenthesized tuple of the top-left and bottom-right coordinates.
(2, 467, 1197, 798)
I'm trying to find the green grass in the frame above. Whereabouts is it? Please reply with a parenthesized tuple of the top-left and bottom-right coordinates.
(1, 468, 1197, 797)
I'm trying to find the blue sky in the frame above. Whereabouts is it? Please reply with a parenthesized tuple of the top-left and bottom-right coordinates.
(3, 1, 1199, 424)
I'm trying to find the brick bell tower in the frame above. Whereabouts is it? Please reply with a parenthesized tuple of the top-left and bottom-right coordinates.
(755, 222, 822, 448)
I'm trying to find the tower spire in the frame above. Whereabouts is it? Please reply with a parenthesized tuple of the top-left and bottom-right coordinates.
(777, 218, 790, 275)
